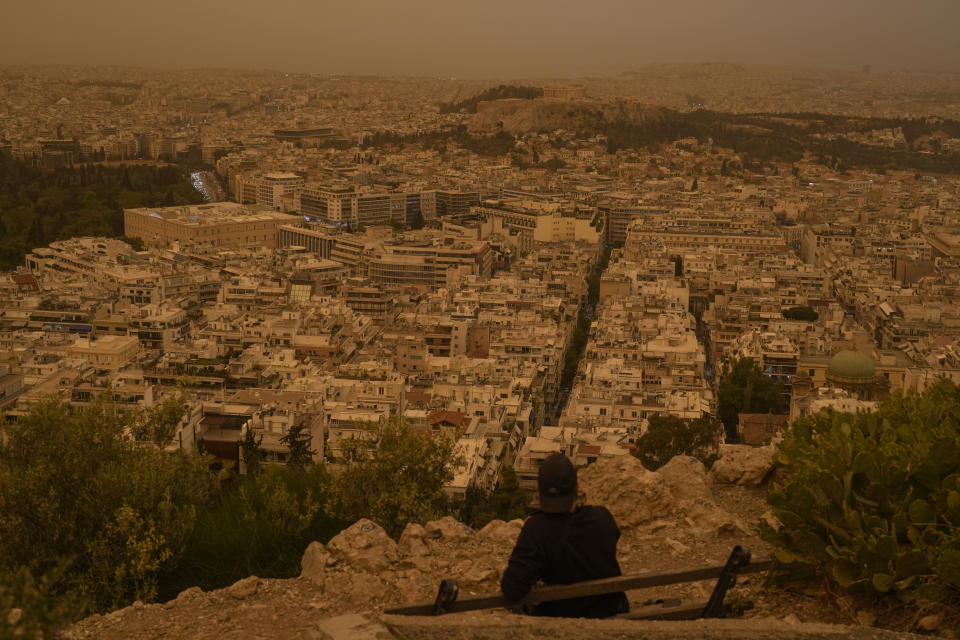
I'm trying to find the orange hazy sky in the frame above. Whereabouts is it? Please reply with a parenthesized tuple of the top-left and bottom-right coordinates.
(2, 0, 958, 76)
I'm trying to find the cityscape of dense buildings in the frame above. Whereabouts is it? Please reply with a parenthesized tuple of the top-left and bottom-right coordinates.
(2, 64, 960, 501)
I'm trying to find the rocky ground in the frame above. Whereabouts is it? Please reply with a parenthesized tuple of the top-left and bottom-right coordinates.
(63, 447, 942, 640)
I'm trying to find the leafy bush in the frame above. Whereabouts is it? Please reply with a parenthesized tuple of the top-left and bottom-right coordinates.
(329, 418, 460, 538)
(0, 565, 84, 639)
(0, 396, 215, 614)
(717, 357, 787, 440)
(458, 466, 531, 528)
(0, 397, 478, 625)
(632, 414, 722, 471)
(158, 465, 343, 598)
(764, 380, 960, 605)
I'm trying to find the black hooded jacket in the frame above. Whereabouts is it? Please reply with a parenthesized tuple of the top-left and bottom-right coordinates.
(500, 505, 629, 618)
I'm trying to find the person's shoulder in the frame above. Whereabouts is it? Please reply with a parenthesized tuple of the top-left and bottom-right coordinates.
(519, 510, 550, 529)
(580, 504, 618, 523)
(516, 511, 563, 540)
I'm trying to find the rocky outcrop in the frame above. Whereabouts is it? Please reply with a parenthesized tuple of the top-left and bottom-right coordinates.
(425, 516, 475, 542)
(398, 522, 430, 557)
(326, 518, 399, 572)
(477, 519, 523, 545)
(711, 445, 775, 487)
(301, 541, 334, 588)
(468, 97, 665, 135)
(579, 454, 748, 538)
(225, 576, 260, 601)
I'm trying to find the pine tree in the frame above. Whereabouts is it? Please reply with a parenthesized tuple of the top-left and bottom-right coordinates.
(279, 424, 316, 472)
(632, 415, 722, 470)
(717, 357, 787, 441)
(239, 428, 266, 475)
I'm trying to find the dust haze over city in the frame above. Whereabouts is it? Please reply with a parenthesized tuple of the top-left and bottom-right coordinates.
(3, 0, 960, 75)
(2, 1, 960, 639)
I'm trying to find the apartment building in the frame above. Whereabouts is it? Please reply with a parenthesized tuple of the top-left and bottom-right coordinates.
(598, 200, 667, 246)
(300, 185, 393, 228)
(67, 335, 140, 370)
(626, 216, 787, 256)
(473, 199, 601, 244)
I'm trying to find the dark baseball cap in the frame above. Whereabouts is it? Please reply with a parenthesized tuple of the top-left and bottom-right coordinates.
(538, 453, 577, 513)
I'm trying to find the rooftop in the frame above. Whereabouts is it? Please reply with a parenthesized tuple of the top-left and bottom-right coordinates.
(827, 349, 877, 380)
(127, 203, 298, 226)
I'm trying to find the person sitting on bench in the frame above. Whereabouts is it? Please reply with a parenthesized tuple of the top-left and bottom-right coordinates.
(500, 453, 629, 618)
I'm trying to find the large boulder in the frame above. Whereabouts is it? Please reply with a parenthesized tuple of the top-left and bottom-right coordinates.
(711, 445, 775, 487)
(657, 456, 714, 503)
(326, 519, 399, 572)
(578, 455, 674, 527)
(477, 519, 522, 546)
(398, 522, 430, 558)
(425, 516, 474, 542)
(301, 541, 334, 588)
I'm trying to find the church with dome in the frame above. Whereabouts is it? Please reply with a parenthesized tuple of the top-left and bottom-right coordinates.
(823, 349, 890, 400)
(793, 347, 892, 402)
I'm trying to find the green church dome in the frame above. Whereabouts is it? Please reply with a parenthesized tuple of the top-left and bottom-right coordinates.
(827, 349, 876, 380)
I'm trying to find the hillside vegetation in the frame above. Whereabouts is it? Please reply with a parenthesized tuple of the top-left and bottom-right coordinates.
(765, 379, 960, 624)
(0, 401, 527, 638)
(438, 84, 543, 114)
(364, 107, 960, 174)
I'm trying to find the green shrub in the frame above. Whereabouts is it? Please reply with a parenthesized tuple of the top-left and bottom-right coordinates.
(158, 465, 343, 598)
(764, 380, 960, 605)
(458, 466, 531, 528)
(329, 418, 460, 538)
(0, 565, 84, 639)
(0, 396, 215, 614)
(782, 306, 819, 322)
(632, 414, 722, 471)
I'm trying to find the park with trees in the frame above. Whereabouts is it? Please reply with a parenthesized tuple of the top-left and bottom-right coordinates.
(0, 153, 204, 270)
